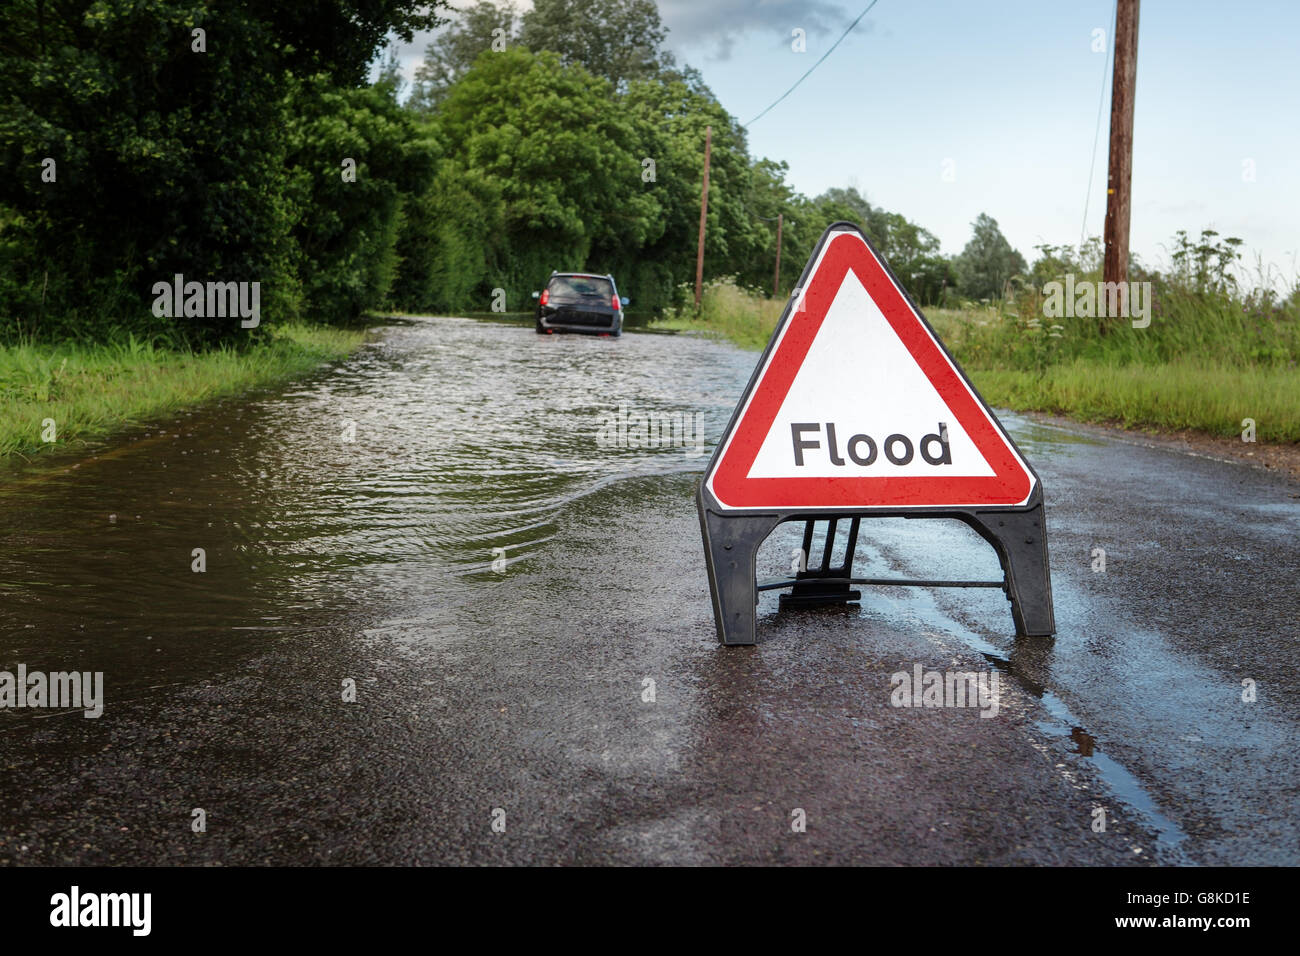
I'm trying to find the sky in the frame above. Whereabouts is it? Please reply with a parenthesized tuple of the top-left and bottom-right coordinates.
(381, 1, 1300, 290)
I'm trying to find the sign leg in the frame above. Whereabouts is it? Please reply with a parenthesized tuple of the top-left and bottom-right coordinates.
(963, 503, 1056, 637)
(697, 498, 782, 646)
(779, 518, 863, 609)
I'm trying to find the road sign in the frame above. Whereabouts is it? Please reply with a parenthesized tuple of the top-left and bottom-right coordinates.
(704, 225, 1035, 511)
(698, 222, 1054, 645)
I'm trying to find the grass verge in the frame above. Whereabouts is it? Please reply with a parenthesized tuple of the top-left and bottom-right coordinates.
(649, 278, 786, 351)
(0, 323, 365, 459)
(965, 361, 1299, 442)
(665, 282, 1299, 444)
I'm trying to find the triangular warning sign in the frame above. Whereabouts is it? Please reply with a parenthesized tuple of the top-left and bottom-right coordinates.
(704, 223, 1037, 511)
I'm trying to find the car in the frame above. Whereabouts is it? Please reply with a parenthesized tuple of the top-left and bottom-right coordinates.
(531, 272, 628, 337)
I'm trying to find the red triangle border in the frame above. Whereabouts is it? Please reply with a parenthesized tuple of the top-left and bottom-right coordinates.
(706, 230, 1035, 510)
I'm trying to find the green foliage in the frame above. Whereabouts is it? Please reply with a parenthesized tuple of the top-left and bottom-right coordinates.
(650, 276, 785, 351)
(248, 1, 448, 86)
(930, 227, 1299, 374)
(431, 48, 660, 304)
(1167, 228, 1245, 294)
(0, 0, 448, 345)
(954, 213, 1028, 300)
(409, 0, 672, 114)
(620, 68, 763, 309)
(518, 0, 676, 88)
(285, 76, 437, 323)
(1026, 238, 1103, 290)
(1, 1, 298, 342)
(391, 159, 504, 313)
(808, 187, 955, 304)
(409, 1, 521, 112)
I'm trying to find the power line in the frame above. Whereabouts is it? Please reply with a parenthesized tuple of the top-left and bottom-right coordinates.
(1080, 0, 1118, 252)
(743, 0, 882, 128)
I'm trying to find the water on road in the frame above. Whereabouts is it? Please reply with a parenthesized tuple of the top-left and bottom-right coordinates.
(1, 315, 1296, 865)
(0, 317, 749, 696)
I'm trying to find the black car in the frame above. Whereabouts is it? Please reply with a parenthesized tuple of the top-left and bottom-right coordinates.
(532, 272, 628, 336)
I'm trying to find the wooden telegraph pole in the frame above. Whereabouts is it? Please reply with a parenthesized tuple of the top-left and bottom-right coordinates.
(694, 125, 712, 311)
(772, 212, 784, 297)
(1103, 0, 1139, 300)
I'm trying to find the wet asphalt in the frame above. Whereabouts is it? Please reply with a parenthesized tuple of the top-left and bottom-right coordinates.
(1, 316, 1296, 865)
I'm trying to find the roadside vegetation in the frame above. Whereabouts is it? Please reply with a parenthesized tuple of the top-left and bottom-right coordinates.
(3, 0, 956, 458)
(929, 235, 1299, 442)
(0, 324, 363, 458)
(650, 278, 786, 350)
(3, 1, 1295, 454)
(682, 232, 1300, 443)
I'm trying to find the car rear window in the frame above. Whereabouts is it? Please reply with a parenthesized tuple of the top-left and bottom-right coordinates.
(547, 275, 613, 300)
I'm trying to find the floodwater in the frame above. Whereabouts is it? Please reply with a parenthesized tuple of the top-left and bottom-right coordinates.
(2, 314, 1297, 865)
(0, 317, 751, 697)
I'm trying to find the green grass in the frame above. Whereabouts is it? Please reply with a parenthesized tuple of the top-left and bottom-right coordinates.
(929, 298, 1300, 442)
(655, 279, 1300, 444)
(966, 360, 1300, 442)
(0, 323, 365, 458)
(649, 278, 786, 351)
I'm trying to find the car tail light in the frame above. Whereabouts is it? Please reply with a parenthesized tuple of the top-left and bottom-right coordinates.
(611, 294, 620, 311)
(539, 289, 550, 306)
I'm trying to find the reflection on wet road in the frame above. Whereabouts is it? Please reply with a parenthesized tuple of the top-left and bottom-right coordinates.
(754, 416, 1300, 864)
(0, 318, 750, 694)
(1, 315, 1296, 865)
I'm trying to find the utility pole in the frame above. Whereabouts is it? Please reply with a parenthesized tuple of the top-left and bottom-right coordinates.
(1103, 0, 1139, 304)
(694, 125, 712, 311)
(772, 212, 784, 297)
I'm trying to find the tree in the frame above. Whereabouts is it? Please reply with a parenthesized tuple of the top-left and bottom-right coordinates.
(1, 1, 302, 341)
(256, 1, 448, 85)
(797, 187, 954, 305)
(738, 158, 798, 295)
(621, 69, 765, 309)
(0, 0, 450, 343)
(955, 213, 1027, 300)
(390, 157, 504, 313)
(373, 48, 408, 101)
(518, 0, 675, 88)
(431, 47, 660, 302)
(285, 76, 438, 323)
(409, 1, 520, 112)
(868, 210, 955, 305)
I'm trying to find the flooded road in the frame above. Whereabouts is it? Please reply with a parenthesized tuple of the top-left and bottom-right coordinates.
(0, 318, 749, 696)
(1, 315, 1297, 864)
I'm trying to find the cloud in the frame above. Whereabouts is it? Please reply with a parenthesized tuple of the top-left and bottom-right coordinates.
(657, 0, 855, 61)
(373, 0, 523, 86)
(375, 0, 866, 78)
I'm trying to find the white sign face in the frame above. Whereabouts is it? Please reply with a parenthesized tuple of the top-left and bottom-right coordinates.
(745, 270, 997, 480)
(704, 227, 1035, 512)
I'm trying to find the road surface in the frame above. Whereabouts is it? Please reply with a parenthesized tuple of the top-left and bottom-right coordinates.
(1, 315, 1295, 865)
